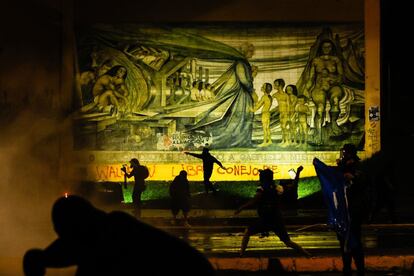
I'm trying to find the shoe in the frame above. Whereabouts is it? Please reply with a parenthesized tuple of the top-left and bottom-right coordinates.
(259, 232, 269, 238)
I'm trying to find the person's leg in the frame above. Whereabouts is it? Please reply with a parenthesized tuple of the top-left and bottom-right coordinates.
(311, 90, 326, 145)
(133, 191, 142, 218)
(204, 171, 216, 194)
(350, 223, 365, 276)
(264, 113, 272, 145)
(171, 206, 179, 223)
(280, 115, 289, 145)
(315, 103, 325, 145)
(273, 219, 312, 257)
(240, 228, 252, 256)
(203, 179, 210, 194)
(283, 240, 312, 257)
(338, 236, 352, 276)
(183, 210, 191, 228)
(329, 87, 344, 136)
(258, 117, 266, 146)
(352, 247, 365, 276)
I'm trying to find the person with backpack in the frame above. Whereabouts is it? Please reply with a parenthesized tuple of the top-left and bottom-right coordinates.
(121, 158, 149, 218)
(234, 168, 311, 257)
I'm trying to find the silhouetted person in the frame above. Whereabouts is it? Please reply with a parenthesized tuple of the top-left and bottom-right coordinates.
(259, 166, 303, 238)
(336, 143, 366, 276)
(23, 195, 214, 276)
(184, 147, 226, 194)
(121, 158, 148, 218)
(279, 166, 303, 211)
(234, 169, 311, 257)
(170, 170, 191, 227)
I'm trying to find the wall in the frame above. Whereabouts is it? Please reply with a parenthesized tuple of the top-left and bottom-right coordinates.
(2, 0, 397, 257)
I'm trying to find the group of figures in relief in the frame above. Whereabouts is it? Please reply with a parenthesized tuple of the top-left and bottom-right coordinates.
(76, 26, 364, 151)
(252, 36, 361, 148)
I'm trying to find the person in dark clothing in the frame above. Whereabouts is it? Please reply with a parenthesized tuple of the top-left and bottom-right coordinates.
(23, 195, 214, 276)
(259, 165, 303, 238)
(170, 170, 191, 227)
(279, 165, 303, 211)
(184, 147, 226, 194)
(234, 168, 311, 257)
(336, 143, 366, 276)
(121, 158, 148, 218)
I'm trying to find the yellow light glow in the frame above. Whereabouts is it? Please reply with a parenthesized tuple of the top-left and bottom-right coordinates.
(85, 163, 331, 182)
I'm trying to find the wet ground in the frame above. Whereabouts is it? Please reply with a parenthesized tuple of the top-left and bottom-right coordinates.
(216, 272, 411, 276)
(2, 207, 414, 275)
(161, 223, 414, 256)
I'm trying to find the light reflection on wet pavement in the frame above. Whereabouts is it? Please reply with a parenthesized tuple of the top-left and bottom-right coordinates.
(161, 225, 414, 255)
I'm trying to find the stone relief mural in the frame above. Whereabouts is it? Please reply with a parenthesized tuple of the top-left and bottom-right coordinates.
(74, 23, 365, 152)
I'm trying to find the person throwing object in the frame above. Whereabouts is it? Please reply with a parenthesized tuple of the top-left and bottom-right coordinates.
(184, 147, 226, 194)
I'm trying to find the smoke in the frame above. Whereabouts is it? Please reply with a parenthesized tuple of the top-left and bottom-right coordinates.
(0, 109, 76, 258)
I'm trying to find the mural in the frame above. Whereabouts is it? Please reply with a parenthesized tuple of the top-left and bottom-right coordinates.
(74, 23, 365, 152)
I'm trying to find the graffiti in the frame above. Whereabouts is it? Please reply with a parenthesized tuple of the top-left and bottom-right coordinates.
(95, 165, 156, 180)
(173, 164, 279, 177)
(157, 131, 213, 151)
(175, 164, 204, 176)
(96, 165, 125, 179)
(368, 121, 380, 153)
(218, 165, 278, 176)
(90, 162, 319, 181)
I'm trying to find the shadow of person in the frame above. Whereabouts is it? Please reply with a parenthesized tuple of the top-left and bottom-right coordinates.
(23, 195, 214, 276)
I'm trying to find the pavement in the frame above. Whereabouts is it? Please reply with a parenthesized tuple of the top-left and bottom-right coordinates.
(2, 205, 413, 275)
(133, 206, 414, 275)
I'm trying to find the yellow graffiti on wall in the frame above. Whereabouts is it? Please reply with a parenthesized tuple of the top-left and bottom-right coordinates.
(86, 163, 332, 182)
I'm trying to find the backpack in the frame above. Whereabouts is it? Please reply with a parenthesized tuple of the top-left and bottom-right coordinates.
(138, 165, 149, 179)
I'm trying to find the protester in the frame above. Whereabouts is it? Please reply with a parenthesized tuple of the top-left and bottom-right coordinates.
(314, 143, 366, 276)
(121, 158, 148, 218)
(170, 170, 192, 227)
(234, 168, 311, 257)
(184, 147, 226, 194)
(23, 195, 214, 276)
